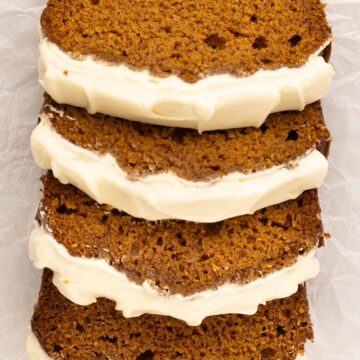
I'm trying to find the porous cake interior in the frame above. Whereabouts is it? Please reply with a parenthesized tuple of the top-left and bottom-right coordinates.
(42, 96, 330, 181)
(39, 173, 324, 297)
(32, 270, 313, 359)
(41, 0, 331, 82)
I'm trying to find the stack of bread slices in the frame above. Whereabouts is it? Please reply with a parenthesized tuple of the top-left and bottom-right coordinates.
(27, 1, 333, 359)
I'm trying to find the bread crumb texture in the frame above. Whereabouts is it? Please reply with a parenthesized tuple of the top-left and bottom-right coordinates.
(44, 96, 330, 182)
(32, 270, 313, 359)
(41, 0, 331, 82)
(39, 173, 324, 297)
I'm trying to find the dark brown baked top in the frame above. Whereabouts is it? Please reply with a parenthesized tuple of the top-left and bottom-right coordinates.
(41, 0, 331, 82)
(32, 270, 313, 360)
(39, 173, 324, 297)
(43, 96, 331, 182)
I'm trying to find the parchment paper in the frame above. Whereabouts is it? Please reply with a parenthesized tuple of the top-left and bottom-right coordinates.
(0, 1, 359, 359)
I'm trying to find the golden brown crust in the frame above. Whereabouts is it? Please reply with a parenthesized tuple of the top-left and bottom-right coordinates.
(32, 270, 313, 359)
(43, 96, 331, 182)
(41, 0, 331, 82)
(39, 173, 324, 297)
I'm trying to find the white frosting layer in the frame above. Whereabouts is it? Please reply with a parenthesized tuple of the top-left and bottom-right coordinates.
(27, 332, 307, 359)
(29, 223, 320, 326)
(39, 36, 333, 132)
(27, 333, 51, 360)
(31, 117, 328, 223)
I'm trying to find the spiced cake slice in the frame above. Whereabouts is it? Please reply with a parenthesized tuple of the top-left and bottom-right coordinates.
(31, 96, 331, 223)
(30, 173, 324, 326)
(28, 269, 312, 360)
(40, 0, 333, 131)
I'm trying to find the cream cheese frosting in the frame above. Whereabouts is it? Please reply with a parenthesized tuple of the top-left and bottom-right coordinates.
(27, 333, 51, 360)
(29, 223, 320, 326)
(31, 115, 328, 223)
(26, 332, 307, 360)
(39, 36, 333, 132)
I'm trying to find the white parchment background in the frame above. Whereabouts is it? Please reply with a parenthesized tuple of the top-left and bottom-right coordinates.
(0, 1, 359, 359)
